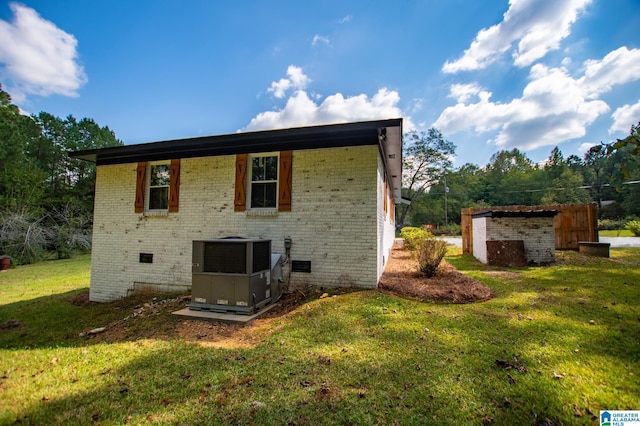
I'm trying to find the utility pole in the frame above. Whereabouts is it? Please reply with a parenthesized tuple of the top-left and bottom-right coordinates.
(444, 176, 449, 227)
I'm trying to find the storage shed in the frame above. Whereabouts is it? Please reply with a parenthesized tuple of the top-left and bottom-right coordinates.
(472, 209, 559, 266)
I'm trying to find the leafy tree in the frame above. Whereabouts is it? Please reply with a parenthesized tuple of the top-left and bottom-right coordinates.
(0, 85, 45, 210)
(540, 168, 591, 205)
(28, 112, 122, 212)
(0, 84, 122, 263)
(591, 122, 640, 175)
(477, 149, 544, 206)
(544, 146, 566, 180)
(399, 128, 455, 226)
(416, 163, 485, 227)
(582, 146, 610, 209)
(540, 147, 590, 205)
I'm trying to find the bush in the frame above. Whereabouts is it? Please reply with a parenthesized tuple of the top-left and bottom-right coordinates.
(415, 238, 448, 277)
(400, 226, 432, 251)
(430, 223, 462, 236)
(626, 220, 640, 236)
(598, 219, 626, 230)
(400, 226, 448, 276)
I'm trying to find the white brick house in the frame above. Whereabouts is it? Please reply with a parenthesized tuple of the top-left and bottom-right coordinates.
(71, 119, 403, 302)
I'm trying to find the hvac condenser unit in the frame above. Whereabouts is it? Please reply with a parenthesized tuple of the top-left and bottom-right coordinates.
(190, 238, 276, 314)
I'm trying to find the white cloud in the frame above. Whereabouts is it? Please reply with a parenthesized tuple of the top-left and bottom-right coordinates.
(434, 61, 614, 151)
(312, 35, 330, 47)
(443, 0, 591, 73)
(579, 47, 640, 98)
(243, 66, 411, 132)
(448, 83, 488, 103)
(338, 15, 352, 24)
(267, 65, 311, 98)
(610, 99, 640, 134)
(0, 3, 87, 102)
(435, 46, 640, 152)
(409, 98, 423, 113)
(578, 142, 596, 155)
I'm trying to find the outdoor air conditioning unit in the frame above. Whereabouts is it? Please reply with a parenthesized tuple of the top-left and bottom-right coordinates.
(190, 238, 279, 314)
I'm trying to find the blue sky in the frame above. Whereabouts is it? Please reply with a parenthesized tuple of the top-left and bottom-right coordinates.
(1, 0, 639, 167)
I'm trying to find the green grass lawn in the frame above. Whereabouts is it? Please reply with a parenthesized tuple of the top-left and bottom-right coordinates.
(599, 229, 635, 237)
(1, 250, 639, 425)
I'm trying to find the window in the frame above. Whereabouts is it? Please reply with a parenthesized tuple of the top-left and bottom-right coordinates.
(234, 151, 291, 213)
(148, 163, 170, 210)
(249, 155, 278, 208)
(135, 160, 180, 214)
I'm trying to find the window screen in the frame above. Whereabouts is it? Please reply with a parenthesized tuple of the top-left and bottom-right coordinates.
(250, 156, 278, 208)
(149, 163, 170, 210)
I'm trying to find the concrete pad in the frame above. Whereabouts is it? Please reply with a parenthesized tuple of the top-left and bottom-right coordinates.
(172, 303, 279, 324)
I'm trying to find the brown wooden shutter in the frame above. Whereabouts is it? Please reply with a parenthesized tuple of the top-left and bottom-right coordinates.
(168, 159, 180, 212)
(278, 151, 293, 212)
(234, 154, 247, 212)
(135, 162, 146, 213)
(390, 197, 395, 221)
(383, 179, 388, 215)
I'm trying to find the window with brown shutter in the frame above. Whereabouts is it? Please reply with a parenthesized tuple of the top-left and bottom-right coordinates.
(135, 160, 180, 214)
(235, 151, 292, 212)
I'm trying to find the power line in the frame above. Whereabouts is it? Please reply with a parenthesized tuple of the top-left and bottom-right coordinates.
(423, 180, 640, 196)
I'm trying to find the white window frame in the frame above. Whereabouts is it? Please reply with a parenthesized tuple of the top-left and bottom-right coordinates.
(247, 153, 279, 210)
(146, 161, 171, 212)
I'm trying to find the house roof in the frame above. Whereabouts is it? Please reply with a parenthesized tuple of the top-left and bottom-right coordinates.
(70, 118, 404, 202)
(471, 209, 559, 218)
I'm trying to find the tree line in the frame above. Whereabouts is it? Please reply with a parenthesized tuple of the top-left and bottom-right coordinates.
(0, 85, 122, 263)
(1, 80, 637, 262)
(400, 125, 640, 230)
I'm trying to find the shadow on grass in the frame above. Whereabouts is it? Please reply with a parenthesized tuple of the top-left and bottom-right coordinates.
(0, 289, 185, 350)
(2, 249, 639, 424)
(5, 293, 584, 425)
(448, 249, 640, 371)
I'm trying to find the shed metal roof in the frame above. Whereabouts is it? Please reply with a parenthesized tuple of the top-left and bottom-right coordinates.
(471, 209, 559, 218)
(69, 118, 404, 202)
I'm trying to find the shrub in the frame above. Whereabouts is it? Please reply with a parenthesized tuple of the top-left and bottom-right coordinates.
(626, 220, 640, 236)
(415, 238, 448, 277)
(430, 223, 462, 236)
(598, 219, 626, 230)
(400, 226, 432, 251)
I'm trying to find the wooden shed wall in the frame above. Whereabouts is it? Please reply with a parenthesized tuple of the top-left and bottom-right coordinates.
(461, 203, 598, 254)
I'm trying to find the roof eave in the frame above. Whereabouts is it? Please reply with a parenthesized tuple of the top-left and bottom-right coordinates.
(70, 119, 403, 166)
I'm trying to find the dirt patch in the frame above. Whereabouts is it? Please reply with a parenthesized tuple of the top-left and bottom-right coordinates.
(82, 245, 492, 346)
(70, 291, 91, 306)
(379, 245, 494, 303)
(0, 319, 23, 330)
(85, 288, 326, 348)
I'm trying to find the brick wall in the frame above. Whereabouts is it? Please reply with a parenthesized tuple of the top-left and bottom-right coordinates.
(90, 145, 388, 302)
(472, 217, 488, 263)
(471, 216, 555, 265)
